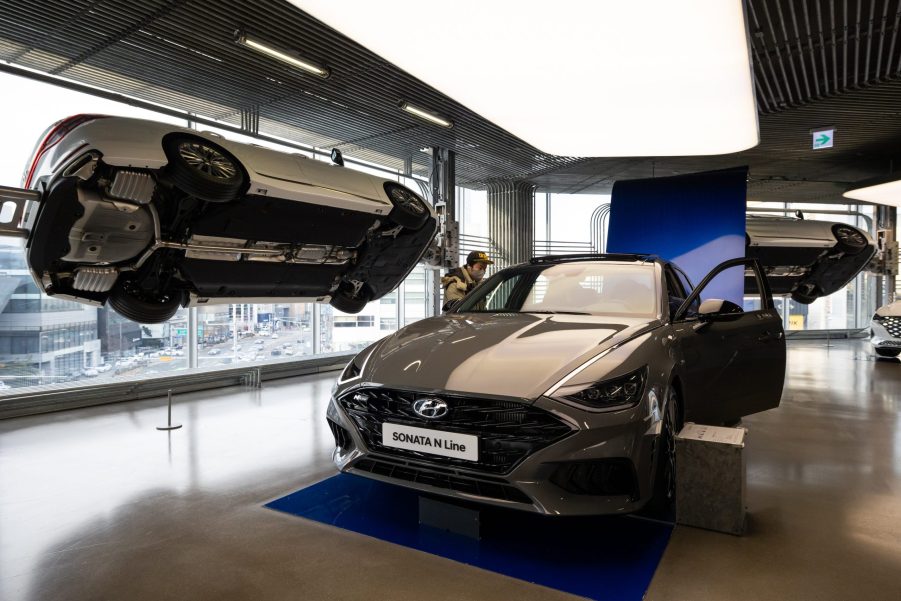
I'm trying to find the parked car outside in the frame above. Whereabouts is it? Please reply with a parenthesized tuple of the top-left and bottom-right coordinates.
(11, 115, 437, 323)
(327, 254, 786, 516)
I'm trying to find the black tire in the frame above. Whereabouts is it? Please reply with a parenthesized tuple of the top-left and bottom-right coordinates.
(875, 348, 901, 358)
(329, 283, 372, 314)
(659, 387, 680, 504)
(383, 183, 429, 230)
(832, 224, 869, 255)
(109, 281, 185, 324)
(790, 283, 820, 304)
(646, 385, 680, 519)
(162, 133, 246, 202)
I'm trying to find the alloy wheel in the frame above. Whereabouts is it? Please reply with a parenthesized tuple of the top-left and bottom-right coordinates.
(177, 141, 238, 180)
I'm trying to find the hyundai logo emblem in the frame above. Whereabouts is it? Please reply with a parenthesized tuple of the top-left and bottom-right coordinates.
(413, 397, 449, 419)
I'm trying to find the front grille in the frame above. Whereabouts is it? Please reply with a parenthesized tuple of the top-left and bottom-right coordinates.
(338, 388, 573, 474)
(879, 340, 901, 347)
(352, 456, 533, 504)
(877, 316, 901, 338)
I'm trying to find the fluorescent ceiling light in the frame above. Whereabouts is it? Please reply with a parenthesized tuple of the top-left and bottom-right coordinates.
(291, 0, 758, 157)
(844, 178, 901, 207)
(236, 31, 330, 78)
(399, 102, 453, 128)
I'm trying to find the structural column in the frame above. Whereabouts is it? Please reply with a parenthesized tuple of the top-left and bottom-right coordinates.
(487, 181, 536, 268)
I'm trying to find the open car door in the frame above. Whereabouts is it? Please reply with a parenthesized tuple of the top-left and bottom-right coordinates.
(671, 257, 785, 424)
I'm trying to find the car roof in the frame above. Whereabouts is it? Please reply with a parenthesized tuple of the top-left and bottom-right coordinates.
(527, 253, 667, 266)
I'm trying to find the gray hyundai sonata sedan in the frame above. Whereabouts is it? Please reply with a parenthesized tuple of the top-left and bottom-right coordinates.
(327, 254, 785, 515)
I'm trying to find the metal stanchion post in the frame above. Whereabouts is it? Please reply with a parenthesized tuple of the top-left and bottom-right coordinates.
(157, 389, 183, 431)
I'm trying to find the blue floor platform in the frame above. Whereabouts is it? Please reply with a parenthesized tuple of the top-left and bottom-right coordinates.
(266, 474, 672, 601)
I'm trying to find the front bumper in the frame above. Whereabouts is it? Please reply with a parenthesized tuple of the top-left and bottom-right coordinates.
(326, 387, 661, 516)
(871, 320, 901, 350)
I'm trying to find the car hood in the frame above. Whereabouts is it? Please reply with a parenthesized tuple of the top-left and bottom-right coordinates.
(875, 301, 901, 317)
(362, 313, 659, 401)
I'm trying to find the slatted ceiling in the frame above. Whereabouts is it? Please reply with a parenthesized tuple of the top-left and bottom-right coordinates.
(64, 63, 236, 118)
(750, 0, 901, 112)
(0, 3, 588, 181)
(0, 1, 899, 201)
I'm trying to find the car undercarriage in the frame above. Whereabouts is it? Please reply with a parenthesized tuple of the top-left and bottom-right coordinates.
(25, 149, 435, 322)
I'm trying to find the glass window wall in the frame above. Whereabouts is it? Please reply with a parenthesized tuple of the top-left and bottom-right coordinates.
(0, 71, 432, 393)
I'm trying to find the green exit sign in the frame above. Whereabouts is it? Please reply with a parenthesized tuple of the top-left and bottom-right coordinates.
(812, 128, 834, 150)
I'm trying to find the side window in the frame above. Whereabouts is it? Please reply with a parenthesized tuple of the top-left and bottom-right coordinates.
(677, 260, 769, 320)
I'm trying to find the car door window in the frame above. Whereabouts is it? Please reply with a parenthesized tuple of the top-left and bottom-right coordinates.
(675, 258, 767, 321)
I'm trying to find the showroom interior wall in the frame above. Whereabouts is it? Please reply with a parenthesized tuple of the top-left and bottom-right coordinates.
(0, 70, 437, 407)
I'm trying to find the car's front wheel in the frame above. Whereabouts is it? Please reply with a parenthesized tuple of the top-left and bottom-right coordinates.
(384, 183, 429, 230)
(832, 224, 869, 255)
(329, 282, 372, 314)
(875, 347, 901, 358)
(108, 280, 185, 324)
(646, 385, 680, 517)
(162, 133, 247, 203)
(790, 282, 820, 304)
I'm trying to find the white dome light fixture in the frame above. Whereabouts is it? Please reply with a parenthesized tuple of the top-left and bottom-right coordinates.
(844, 177, 901, 208)
(291, 0, 759, 157)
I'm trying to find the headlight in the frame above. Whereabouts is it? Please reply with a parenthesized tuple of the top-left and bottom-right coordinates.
(555, 367, 647, 410)
(337, 345, 376, 384)
(339, 358, 361, 382)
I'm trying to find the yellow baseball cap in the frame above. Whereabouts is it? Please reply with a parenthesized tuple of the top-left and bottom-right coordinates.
(467, 251, 494, 265)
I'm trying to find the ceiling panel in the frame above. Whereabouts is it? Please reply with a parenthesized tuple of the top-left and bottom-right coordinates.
(0, 0, 898, 204)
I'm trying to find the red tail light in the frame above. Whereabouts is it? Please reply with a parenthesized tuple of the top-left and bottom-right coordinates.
(23, 114, 109, 189)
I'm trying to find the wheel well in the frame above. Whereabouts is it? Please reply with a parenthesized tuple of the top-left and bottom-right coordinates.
(160, 131, 251, 190)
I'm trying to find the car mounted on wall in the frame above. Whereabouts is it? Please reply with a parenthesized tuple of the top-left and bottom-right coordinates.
(745, 214, 875, 304)
(327, 254, 786, 516)
(870, 300, 901, 358)
(0, 115, 437, 323)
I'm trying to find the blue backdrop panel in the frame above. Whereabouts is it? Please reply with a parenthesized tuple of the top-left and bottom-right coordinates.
(606, 167, 748, 304)
(267, 474, 672, 601)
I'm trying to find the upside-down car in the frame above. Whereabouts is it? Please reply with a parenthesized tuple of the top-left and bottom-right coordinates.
(745, 214, 874, 304)
(10, 115, 437, 323)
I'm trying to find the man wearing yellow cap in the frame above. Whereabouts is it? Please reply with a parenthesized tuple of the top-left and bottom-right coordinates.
(441, 250, 494, 311)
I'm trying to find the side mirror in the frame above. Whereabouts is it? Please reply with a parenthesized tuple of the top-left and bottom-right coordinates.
(698, 298, 743, 321)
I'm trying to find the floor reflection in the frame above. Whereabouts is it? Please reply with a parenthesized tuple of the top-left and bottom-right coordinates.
(2, 340, 901, 601)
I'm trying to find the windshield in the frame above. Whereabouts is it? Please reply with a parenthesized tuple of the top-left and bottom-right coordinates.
(455, 262, 659, 318)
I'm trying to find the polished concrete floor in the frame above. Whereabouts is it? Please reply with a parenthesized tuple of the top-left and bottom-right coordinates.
(1, 340, 900, 601)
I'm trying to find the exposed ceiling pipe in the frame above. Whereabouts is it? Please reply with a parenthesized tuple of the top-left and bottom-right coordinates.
(788, 0, 812, 99)
(800, 0, 822, 98)
(761, 0, 797, 105)
(775, 0, 804, 100)
(749, 1, 786, 108)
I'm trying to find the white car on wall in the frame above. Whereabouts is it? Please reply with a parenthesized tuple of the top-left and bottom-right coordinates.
(745, 214, 875, 304)
(871, 300, 901, 358)
(8, 115, 437, 323)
